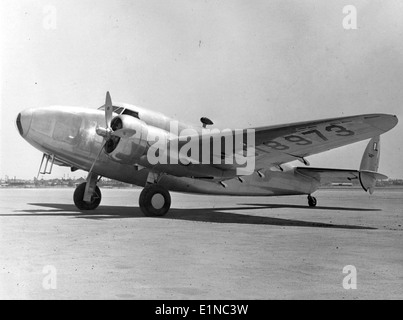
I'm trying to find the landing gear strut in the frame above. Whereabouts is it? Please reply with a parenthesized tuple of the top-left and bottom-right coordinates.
(307, 195, 317, 207)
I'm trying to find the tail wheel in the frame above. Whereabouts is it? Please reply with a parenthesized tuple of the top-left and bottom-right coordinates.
(73, 182, 102, 210)
(307, 195, 317, 207)
(139, 185, 171, 217)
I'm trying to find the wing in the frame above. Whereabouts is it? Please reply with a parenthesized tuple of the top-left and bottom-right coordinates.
(253, 114, 398, 169)
(161, 113, 397, 180)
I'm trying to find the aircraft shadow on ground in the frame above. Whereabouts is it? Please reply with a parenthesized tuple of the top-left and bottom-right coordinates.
(6, 202, 380, 230)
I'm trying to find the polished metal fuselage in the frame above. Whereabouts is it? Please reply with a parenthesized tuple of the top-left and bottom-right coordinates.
(18, 104, 318, 196)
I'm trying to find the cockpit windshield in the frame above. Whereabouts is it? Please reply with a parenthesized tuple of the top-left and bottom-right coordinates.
(98, 105, 141, 119)
(98, 105, 124, 114)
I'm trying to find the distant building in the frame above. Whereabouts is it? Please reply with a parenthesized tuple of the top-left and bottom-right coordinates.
(331, 183, 353, 187)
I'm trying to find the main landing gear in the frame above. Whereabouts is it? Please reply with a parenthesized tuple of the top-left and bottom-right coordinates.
(72, 170, 172, 216)
(307, 195, 317, 207)
(139, 171, 171, 217)
(73, 182, 102, 210)
(139, 184, 171, 217)
(73, 172, 102, 210)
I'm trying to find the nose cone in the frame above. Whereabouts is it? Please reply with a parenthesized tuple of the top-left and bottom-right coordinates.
(16, 109, 33, 137)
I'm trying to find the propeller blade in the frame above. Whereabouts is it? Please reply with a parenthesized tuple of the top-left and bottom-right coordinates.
(105, 91, 113, 128)
(111, 128, 136, 138)
(88, 140, 107, 175)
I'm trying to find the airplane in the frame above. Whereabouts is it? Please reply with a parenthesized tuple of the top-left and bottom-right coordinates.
(16, 92, 398, 216)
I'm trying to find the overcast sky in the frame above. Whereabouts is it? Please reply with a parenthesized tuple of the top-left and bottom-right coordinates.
(1, 0, 402, 180)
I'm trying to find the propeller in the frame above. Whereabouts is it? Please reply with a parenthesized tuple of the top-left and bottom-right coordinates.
(105, 91, 113, 128)
(88, 92, 136, 175)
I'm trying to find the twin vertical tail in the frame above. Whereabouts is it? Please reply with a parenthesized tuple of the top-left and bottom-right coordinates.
(359, 136, 387, 194)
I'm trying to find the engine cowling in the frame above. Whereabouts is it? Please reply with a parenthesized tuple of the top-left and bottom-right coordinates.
(105, 115, 149, 164)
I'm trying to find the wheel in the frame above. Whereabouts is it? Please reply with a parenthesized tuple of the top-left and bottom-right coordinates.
(139, 185, 171, 217)
(73, 182, 102, 210)
(307, 195, 317, 207)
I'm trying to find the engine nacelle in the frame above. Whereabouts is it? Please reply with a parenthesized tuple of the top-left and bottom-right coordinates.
(106, 115, 149, 164)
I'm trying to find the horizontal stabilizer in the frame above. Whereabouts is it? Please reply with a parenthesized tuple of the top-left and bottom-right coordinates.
(295, 167, 388, 194)
(295, 167, 360, 184)
(360, 170, 387, 181)
(359, 170, 387, 194)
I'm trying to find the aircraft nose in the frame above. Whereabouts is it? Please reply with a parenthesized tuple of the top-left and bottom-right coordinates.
(16, 109, 33, 137)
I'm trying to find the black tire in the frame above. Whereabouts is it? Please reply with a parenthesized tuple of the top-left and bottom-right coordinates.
(139, 185, 171, 217)
(308, 195, 317, 207)
(73, 182, 102, 210)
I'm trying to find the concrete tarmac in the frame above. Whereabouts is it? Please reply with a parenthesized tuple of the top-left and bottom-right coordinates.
(0, 187, 402, 299)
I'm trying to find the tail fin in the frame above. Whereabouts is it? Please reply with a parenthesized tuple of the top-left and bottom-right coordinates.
(359, 136, 387, 194)
(360, 135, 381, 172)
